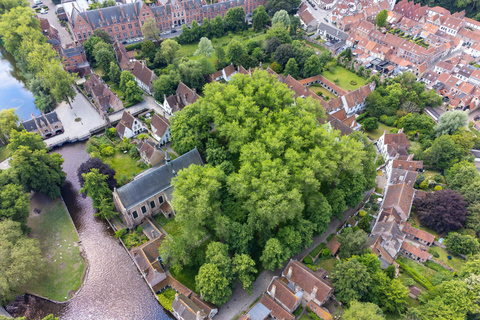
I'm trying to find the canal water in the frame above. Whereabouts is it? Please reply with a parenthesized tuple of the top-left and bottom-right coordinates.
(8, 142, 171, 320)
(0, 46, 39, 121)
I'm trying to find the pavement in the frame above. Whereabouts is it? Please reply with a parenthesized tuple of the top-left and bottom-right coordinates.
(45, 88, 106, 148)
(303, 0, 335, 25)
(215, 190, 373, 320)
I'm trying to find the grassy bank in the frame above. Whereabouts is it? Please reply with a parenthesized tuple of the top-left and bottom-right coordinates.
(322, 66, 366, 91)
(24, 194, 86, 301)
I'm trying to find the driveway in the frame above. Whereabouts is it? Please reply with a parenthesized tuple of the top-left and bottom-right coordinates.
(215, 190, 373, 320)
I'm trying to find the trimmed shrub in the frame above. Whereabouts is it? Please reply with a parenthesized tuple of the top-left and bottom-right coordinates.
(385, 116, 396, 126)
(403, 277, 415, 286)
(359, 210, 366, 217)
(434, 185, 443, 191)
(326, 234, 334, 242)
(321, 248, 332, 258)
(125, 42, 143, 51)
(309, 243, 326, 257)
(303, 255, 313, 264)
(157, 288, 176, 312)
(397, 260, 434, 291)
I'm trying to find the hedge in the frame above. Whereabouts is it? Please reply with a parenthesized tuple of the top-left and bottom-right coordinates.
(157, 288, 176, 312)
(125, 42, 143, 51)
(397, 260, 434, 291)
(303, 255, 313, 264)
(309, 243, 326, 258)
(326, 234, 335, 242)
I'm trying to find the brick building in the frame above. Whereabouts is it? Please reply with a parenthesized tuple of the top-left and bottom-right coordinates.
(68, 0, 266, 43)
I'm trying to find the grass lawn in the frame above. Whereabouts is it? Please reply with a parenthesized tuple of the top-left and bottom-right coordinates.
(365, 128, 385, 140)
(398, 256, 437, 283)
(24, 194, 86, 301)
(379, 123, 396, 133)
(109, 84, 125, 101)
(299, 314, 311, 320)
(423, 169, 441, 181)
(428, 246, 465, 271)
(93, 67, 104, 76)
(154, 214, 182, 238)
(308, 85, 336, 99)
(169, 264, 198, 293)
(316, 257, 336, 272)
(322, 66, 366, 91)
(101, 152, 143, 182)
(0, 145, 9, 162)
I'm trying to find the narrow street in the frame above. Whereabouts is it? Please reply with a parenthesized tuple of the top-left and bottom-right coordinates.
(215, 190, 373, 320)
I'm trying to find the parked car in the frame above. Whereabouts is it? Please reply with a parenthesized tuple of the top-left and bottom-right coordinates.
(32, 4, 38, 8)
(171, 29, 177, 33)
(40, 8, 48, 14)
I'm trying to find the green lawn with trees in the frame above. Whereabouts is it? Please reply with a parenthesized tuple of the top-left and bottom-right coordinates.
(23, 196, 85, 301)
(0, 145, 9, 162)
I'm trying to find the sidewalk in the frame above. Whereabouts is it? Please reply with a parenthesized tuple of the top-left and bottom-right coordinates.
(215, 189, 373, 320)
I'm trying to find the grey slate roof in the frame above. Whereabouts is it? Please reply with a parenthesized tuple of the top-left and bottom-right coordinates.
(247, 303, 271, 320)
(116, 148, 203, 210)
(77, 3, 140, 28)
(318, 22, 349, 41)
(22, 119, 37, 132)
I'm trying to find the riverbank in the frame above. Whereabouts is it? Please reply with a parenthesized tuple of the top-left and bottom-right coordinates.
(23, 193, 86, 302)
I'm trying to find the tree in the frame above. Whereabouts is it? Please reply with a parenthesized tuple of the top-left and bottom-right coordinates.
(0, 0, 28, 15)
(41, 63, 76, 108)
(10, 146, 65, 198)
(125, 80, 143, 103)
(0, 6, 40, 53)
(215, 46, 226, 64)
(153, 73, 180, 102)
(272, 10, 290, 27)
(363, 117, 379, 131)
(232, 254, 257, 294)
(93, 29, 112, 44)
(445, 161, 479, 191)
(141, 40, 156, 62)
(263, 37, 281, 56)
(0, 219, 42, 301)
(273, 44, 293, 66)
(284, 58, 299, 78)
(77, 157, 117, 191)
(79, 169, 116, 219)
(342, 301, 385, 320)
(0, 108, 19, 145)
(435, 110, 468, 137)
(226, 39, 247, 64)
(211, 15, 225, 38)
(224, 7, 245, 32)
(289, 16, 300, 36)
(303, 54, 322, 78)
(7, 130, 45, 153)
(266, 23, 292, 44)
(331, 258, 371, 305)
(109, 62, 121, 85)
(160, 39, 181, 63)
(190, 20, 201, 42)
(260, 238, 289, 270)
(445, 232, 480, 255)
(83, 36, 103, 61)
(266, 0, 301, 14)
(0, 184, 29, 229)
(400, 101, 419, 113)
(252, 5, 269, 30)
(178, 58, 215, 91)
(337, 228, 366, 259)
(424, 135, 464, 170)
(376, 9, 388, 27)
(141, 17, 160, 41)
(194, 37, 214, 58)
(414, 189, 467, 234)
(196, 263, 232, 305)
(201, 18, 211, 38)
(93, 41, 115, 73)
(120, 70, 136, 92)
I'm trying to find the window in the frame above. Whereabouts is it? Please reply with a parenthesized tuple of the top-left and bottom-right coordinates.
(141, 206, 147, 214)
(78, 33, 82, 39)
(158, 196, 164, 204)
(135, 22, 139, 27)
(115, 26, 119, 32)
(128, 24, 132, 29)
(123, 32, 127, 38)
(132, 210, 138, 219)
(150, 201, 156, 209)
(130, 31, 134, 36)
(136, 30, 141, 35)
(83, 33, 87, 39)
(122, 25, 126, 30)
(108, 28, 112, 33)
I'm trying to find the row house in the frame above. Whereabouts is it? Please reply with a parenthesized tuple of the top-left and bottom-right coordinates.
(397, 40, 426, 64)
(439, 15, 463, 36)
(115, 110, 148, 139)
(162, 81, 200, 115)
(400, 241, 430, 263)
(113, 147, 203, 228)
(420, 70, 439, 87)
(131, 61, 157, 95)
(378, 130, 410, 161)
(394, 0, 427, 22)
(150, 113, 171, 145)
(39, 17, 60, 43)
(137, 139, 166, 166)
(465, 17, 480, 32)
(68, 0, 265, 43)
(433, 60, 454, 74)
(22, 111, 64, 139)
(113, 41, 135, 70)
(60, 45, 92, 76)
(84, 74, 124, 116)
(208, 64, 237, 82)
(354, 20, 375, 39)
(298, 3, 317, 30)
(402, 223, 435, 246)
(467, 42, 480, 58)
(457, 28, 480, 47)
(338, 12, 366, 31)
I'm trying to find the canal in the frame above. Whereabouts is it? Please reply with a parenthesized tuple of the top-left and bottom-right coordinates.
(8, 142, 171, 320)
(0, 46, 38, 121)
(0, 44, 170, 319)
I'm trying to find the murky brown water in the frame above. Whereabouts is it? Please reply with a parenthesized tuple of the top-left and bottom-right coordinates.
(8, 142, 170, 320)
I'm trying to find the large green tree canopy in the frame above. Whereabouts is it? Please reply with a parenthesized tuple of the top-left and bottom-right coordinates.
(163, 71, 376, 301)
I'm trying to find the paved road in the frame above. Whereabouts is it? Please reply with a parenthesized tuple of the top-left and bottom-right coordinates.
(303, 0, 335, 25)
(31, 0, 74, 46)
(215, 190, 373, 320)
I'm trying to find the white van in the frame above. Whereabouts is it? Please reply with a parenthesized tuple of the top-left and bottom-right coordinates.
(34, 0, 42, 5)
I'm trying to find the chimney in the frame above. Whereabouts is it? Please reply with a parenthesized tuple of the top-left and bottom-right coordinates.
(270, 285, 276, 299)
(165, 150, 171, 163)
(287, 267, 293, 279)
(196, 311, 202, 320)
(151, 230, 155, 238)
(175, 293, 179, 301)
(311, 286, 318, 298)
